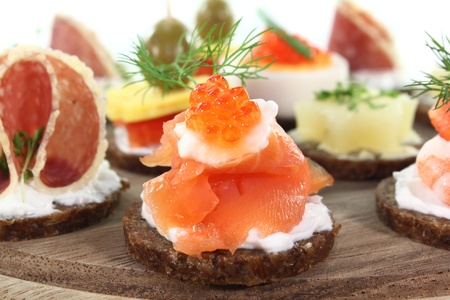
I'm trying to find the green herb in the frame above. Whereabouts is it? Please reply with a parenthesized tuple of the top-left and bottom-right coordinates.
(406, 33, 450, 111)
(256, 9, 312, 59)
(0, 154, 8, 177)
(13, 126, 44, 183)
(120, 18, 274, 93)
(315, 82, 399, 111)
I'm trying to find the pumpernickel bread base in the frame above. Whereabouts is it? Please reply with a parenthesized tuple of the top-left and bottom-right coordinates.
(0, 181, 128, 242)
(415, 101, 432, 127)
(106, 133, 169, 175)
(123, 201, 341, 286)
(297, 142, 416, 181)
(376, 176, 450, 250)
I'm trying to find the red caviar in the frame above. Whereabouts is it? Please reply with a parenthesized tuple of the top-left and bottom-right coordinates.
(186, 75, 261, 145)
(253, 30, 331, 68)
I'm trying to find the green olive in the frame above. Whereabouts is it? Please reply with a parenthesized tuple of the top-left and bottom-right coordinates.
(196, 0, 233, 40)
(145, 17, 189, 64)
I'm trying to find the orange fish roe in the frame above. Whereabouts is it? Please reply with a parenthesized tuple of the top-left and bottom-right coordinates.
(252, 30, 331, 69)
(186, 75, 261, 146)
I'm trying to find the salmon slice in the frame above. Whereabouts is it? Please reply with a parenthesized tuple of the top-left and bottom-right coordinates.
(328, 0, 398, 71)
(0, 45, 107, 196)
(142, 114, 333, 256)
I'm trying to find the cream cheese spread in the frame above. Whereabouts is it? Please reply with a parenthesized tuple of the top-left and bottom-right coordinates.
(141, 195, 333, 253)
(0, 160, 122, 219)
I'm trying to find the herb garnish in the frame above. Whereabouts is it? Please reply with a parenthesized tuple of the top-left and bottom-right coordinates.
(0, 154, 8, 177)
(315, 82, 399, 111)
(120, 18, 274, 93)
(406, 33, 450, 111)
(13, 126, 44, 183)
(256, 9, 313, 60)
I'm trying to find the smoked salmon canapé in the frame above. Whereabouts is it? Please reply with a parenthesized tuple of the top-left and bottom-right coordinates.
(376, 35, 450, 250)
(0, 45, 127, 241)
(237, 10, 349, 130)
(328, 0, 404, 90)
(289, 81, 422, 181)
(123, 74, 341, 286)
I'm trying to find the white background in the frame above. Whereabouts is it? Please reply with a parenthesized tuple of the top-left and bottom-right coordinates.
(1, 0, 450, 81)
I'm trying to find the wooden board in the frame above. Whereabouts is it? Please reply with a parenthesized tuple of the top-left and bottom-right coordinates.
(1, 125, 450, 299)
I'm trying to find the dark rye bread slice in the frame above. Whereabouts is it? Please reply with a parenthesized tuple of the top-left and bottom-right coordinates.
(376, 176, 450, 250)
(297, 142, 416, 181)
(415, 101, 431, 126)
(106, 132, 169, 175)
(415, 99, 433, 127)
(123, 202, 341, 286)
(0, 181, 128, 241)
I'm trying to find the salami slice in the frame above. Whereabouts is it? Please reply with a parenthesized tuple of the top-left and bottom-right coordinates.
(0, 45, 107, 196)
(50, 14, 118, 79)
(328, 0, 399, 71)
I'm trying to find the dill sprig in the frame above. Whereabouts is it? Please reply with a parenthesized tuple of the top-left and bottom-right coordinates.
(256, 9, 312, 59)
(315, 82, 399, 111)
(13, 126, 44, 183)
(0, 154, 8, 177)
(406, 33, 450, 111)
(119, 18, 274, 93)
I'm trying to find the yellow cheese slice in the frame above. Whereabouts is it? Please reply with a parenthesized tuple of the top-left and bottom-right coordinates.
(106, 77, 208, 123)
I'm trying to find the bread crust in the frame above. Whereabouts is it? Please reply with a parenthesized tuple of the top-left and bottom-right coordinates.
(415, 101, 432, 127)
(123, 202, 341, 286)
(298, 142, 416, 181)
(106, 133, 169, 175)
(0, 185, 126, 242)
(376, 177, 450, 250)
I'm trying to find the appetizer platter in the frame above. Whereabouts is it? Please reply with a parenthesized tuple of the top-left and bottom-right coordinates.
(2, 150, 450, 299)
(2, 1, 450, 299)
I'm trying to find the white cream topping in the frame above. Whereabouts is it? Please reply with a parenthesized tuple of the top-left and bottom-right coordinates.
(114, 126, 158, 156)
(0, 160, 122, 219)
(173, 99, 278, 165)
(141, 195, 333, 253)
